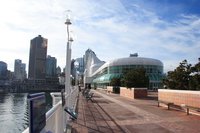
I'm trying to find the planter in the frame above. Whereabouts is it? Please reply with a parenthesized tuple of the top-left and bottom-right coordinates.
(158, 89, 200, 115)
(107, 86, 120, 94)
(158, 89, 200, 108)
(120, 87, 147, 99)
(107, 86, 113, 93)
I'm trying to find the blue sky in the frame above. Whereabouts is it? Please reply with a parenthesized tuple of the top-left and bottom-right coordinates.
(0, 0, 200, 73)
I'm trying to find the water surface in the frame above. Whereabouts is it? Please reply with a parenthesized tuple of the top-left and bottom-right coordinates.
(0, 92, 52, 133)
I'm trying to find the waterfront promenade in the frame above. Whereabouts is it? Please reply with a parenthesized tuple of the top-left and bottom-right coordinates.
(69, 89, 200, 133)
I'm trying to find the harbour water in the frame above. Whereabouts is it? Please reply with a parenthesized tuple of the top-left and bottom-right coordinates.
(0, 92, 52, 133)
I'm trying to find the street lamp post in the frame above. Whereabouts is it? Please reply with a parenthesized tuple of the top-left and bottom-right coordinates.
(62, 10, 76, 95)
(62, 10, 76, 130)
(77, 71, 80, 87)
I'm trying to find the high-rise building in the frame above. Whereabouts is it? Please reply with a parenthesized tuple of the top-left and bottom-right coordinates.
(76, 57, 84, 73)
(46, 55, 57, 78)
(28, 35, 47, 79)
(21, 63, 27, 79)
(71, 57, 84, 79)
(56, 66, 61, 74)
(14, 59, 26, 81)
(0, 61, 7, 77)
(71, 59, 76, 78)
(64, 59, 75, 76)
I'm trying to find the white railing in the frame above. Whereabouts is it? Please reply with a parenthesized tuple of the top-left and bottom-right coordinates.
(23, 87, 79, 133)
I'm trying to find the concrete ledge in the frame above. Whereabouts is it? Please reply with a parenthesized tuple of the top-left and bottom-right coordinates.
(159, 89, 200, 94)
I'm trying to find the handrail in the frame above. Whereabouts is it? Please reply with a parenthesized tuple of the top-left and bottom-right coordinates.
(22, 87, 79, 133)
(22, 101, 63, 133)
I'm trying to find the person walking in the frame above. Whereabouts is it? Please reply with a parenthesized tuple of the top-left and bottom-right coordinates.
(88, 84, 91, 90)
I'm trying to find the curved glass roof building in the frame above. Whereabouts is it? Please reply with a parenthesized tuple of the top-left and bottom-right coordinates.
(86, 53, 166, 90)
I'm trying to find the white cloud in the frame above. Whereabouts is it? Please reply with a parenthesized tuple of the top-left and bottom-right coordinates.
(0, 0, 199, 73)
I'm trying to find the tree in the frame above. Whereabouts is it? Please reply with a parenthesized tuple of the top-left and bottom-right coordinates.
(162, 60, 192, 90)
(124, 67, 149, 88)
(110, 77, 121, 86)
(189, 59, 200, 90)
(189, 74, 200, 90)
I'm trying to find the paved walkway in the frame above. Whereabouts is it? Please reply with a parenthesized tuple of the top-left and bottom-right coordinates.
(70, 89, 200, 133)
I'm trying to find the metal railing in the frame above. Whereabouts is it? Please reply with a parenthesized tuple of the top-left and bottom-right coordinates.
(23, 87, 79, 133)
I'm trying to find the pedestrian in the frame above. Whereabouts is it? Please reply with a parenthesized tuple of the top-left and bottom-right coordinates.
(78, 84, 81, 92)
(88, 84, 91, 89)
(82, 85, 90, 96)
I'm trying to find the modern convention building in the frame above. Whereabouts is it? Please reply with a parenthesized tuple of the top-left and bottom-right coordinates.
(84, 50, 166, 91)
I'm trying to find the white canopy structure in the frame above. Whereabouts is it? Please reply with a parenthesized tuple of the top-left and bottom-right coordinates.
(83, 49, 105, 85)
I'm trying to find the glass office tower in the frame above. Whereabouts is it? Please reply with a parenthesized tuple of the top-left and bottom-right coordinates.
(28, 35, 47, 79)
(0, 61, 7, 77)
(46, 55, 57, 78)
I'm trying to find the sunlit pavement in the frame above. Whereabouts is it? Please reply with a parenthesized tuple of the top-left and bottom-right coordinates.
(69, 89, 200, 133)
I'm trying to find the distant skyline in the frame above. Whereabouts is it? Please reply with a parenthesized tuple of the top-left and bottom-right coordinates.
(0, 0, 200, 73)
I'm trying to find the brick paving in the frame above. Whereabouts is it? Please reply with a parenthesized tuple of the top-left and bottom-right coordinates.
(70, 89, 200, 133)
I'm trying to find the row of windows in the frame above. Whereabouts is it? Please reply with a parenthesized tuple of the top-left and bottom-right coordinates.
(109, 65, 163, 74)
(94, 65, 163, 79)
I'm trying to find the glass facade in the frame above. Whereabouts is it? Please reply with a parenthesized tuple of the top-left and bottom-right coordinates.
(92, 64, 166, 90)
(46, 55, 57, 78)
(108, 65, 163, 74)
(28, 35, 47, 79)
(0, 61, 7, 77)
